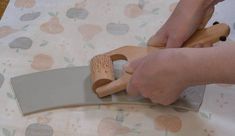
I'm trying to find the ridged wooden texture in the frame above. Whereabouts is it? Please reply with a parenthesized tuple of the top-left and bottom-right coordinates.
(90, 55, 115, 91)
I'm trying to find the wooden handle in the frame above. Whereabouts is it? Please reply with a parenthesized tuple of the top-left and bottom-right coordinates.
(0, 0, 9, 19)
(183, 23, 230, 47)
(105, 23, 230, 61)
(96, 72, 131, 97)
(90, 23, 230, 97)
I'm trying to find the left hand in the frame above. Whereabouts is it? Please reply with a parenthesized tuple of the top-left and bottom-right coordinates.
(147, 0, 223, 48)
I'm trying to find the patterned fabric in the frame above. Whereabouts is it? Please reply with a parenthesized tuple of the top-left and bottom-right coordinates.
(0, 0, 235, 135)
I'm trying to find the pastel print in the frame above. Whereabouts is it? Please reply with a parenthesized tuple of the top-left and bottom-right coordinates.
(14, 0, 36, 8)
(217, 84, 233, 88)
(97, 118, 130, 136)
(40, 13, 64, 34)
(37, 116, 51, 124)
(106, 23, 129, 35)
(124, 0, 145, 18)
(0, 73, 4, 88)
(66, 8, 88, 20)
(0, 26, 18, 39)
(78, 24, 102, 41)
(25, 123, 53, 136)
(9, 37, 32, 49)
(31, 54, 54, 71)
(155, 115, 182, 135)
(20, 12, 41, 21)
(66, 2, 89, 20)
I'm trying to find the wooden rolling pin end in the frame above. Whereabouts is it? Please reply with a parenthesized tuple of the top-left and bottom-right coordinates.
(90, 54, 115, 91)
(183, 23, 230, 47)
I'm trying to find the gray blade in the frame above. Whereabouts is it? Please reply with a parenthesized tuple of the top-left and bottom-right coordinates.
(10, 66, 205, 115)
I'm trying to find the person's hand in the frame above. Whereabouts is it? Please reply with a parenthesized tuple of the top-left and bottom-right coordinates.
(125, 49, 195, 105)
(148, 0, 223, 48)
(125, 43, 235, 105)
(124, 0, 225, 105)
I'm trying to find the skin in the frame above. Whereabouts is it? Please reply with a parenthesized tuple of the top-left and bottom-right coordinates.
(125, 0, 233, 105)
(148, 0, 224, 48)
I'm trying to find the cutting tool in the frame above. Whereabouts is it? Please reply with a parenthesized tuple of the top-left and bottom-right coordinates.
(91, 23, 230, 97)
(10, 23, 230, 115)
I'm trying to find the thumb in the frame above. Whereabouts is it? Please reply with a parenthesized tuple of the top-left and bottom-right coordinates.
(147, 28, 168, 47)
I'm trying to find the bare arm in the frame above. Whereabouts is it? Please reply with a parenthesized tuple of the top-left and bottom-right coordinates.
(187, 44, 235, 85)
(148, 0, 224, 48)
(126, 0, 229, 105)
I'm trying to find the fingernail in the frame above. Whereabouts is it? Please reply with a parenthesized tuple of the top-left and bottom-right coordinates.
(123, 63, 134, 74)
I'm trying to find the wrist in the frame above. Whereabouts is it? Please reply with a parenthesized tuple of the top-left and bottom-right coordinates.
(186, 48, 216, 85)
(184, 46, 235, 85)
(177, 47, 219, 86)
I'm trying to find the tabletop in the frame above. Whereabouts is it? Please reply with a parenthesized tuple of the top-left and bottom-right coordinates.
(1, 0, 235, 136)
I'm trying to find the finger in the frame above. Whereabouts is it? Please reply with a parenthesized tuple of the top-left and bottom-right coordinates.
(125, 58, 146, 97)
(147, 28, 168, 47)
(198, 7, 214, 29)
(127, 76, 141, 97)
(147, 35, 167, 47)
(123, 57, 145, 74)
(149, 94, 177, 106)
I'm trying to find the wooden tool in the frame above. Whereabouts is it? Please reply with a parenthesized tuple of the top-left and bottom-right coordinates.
(0, 0, 9, 19)
(90, 23, 230, 97)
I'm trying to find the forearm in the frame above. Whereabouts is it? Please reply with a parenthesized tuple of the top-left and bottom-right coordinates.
(176, 0, 223, 18)
(186, 45, 235, 85)
(168, 0, 219, 33)
(180, 0, 223, 8)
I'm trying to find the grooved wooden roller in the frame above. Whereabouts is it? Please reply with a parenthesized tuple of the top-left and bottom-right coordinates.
(0, 0, 9, 19)
(90, 55, 115, 91)
(90, 23, 230, 97)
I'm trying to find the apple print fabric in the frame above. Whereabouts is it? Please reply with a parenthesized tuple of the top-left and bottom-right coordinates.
(1, 0, 235, 135)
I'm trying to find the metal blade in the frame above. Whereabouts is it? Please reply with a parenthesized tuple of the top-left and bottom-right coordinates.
(11, 66, 205, 115)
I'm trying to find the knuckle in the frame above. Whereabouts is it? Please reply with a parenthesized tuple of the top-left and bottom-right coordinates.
(141, 90, 152, 98)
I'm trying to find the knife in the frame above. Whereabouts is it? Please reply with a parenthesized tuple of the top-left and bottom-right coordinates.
(10, 23, 230, 115)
